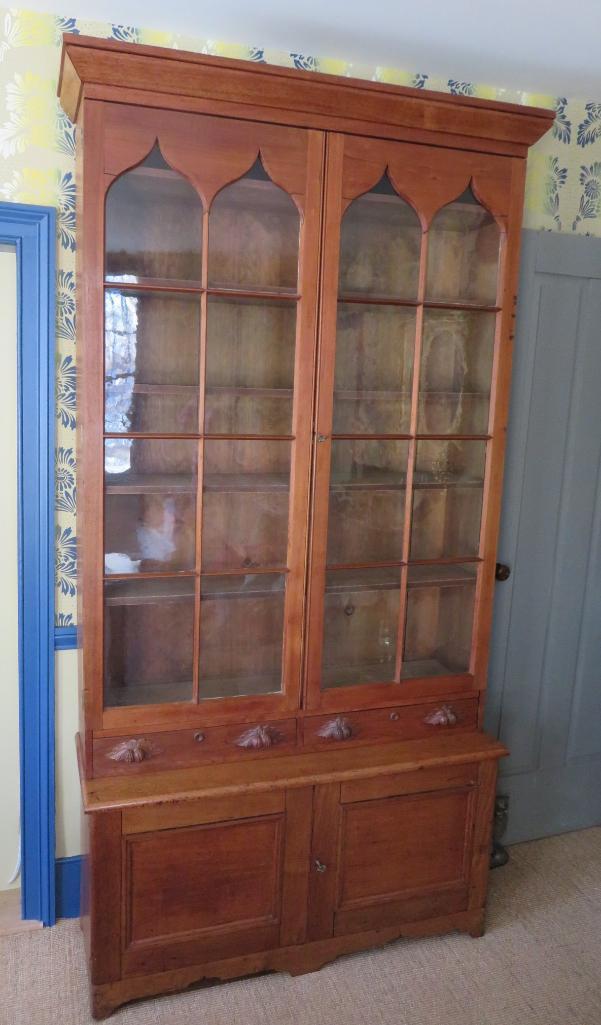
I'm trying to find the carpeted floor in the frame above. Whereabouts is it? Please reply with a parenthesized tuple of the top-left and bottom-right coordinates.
(2, 827, 601, 1025)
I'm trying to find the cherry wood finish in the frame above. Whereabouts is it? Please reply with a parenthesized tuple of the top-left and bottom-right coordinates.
(60, 35, 551, 1018)
(81, 733, 504, 1016)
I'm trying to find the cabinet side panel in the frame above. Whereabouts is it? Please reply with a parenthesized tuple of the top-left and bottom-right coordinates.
(89, 808, 122, 984)
(473, 156, 528, 706)
(78, 99, 108, 766)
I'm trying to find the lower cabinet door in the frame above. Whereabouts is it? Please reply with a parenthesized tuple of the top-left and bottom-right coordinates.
(308, 764, 481, 940)
(121, 788, 313, 975)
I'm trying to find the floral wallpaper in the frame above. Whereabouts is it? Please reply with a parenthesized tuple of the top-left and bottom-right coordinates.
(0, 6, 599, 625)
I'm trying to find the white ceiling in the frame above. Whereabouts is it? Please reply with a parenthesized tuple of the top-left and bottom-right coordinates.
(36, 0, 601, 98)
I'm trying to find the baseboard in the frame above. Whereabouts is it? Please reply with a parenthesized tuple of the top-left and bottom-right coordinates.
(55, 856, 81, 918)
(54, 626, 77, 651)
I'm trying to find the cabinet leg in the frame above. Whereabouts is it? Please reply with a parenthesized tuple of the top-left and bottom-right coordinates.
(91, 986, 120, 1020)
(466, 908, 486, 938)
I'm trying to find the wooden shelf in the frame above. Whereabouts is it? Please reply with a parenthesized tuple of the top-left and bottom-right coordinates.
(200, 673, 282, 700)
(323, 656, 468, 688)
(105, 472, 290, 494)
(105, 680, 192, 707)
(105, 473, 197, 494)
(105, 578, 196, 605)
(407, 565, 478, 588)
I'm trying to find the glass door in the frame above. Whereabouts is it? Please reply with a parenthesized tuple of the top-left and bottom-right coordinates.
(101, 114, 322, 723)
(305, 134, 510, 711)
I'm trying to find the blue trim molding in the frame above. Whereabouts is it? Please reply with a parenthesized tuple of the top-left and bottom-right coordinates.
(55, 625, 77, 650)
(0, 203, 56, 926)
(55, 856, 82, 919)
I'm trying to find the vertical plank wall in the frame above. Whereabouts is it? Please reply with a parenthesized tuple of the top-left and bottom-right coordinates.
(487, 229, 601, 843)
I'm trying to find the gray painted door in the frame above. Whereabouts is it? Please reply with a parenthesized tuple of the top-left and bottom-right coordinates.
(486, 229, 601, 844)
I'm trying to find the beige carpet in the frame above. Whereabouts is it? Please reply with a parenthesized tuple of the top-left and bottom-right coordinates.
(2, 827, 601, 1025)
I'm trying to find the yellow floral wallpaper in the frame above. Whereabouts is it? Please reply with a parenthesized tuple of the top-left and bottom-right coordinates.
(1, 6, 598, 625)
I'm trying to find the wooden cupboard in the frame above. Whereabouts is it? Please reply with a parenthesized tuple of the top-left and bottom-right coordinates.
(59, 33, 553, 1017)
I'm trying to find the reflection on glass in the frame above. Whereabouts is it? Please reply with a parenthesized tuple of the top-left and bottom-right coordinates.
(105, 144, 202, 285)
(418, 310, 496, 435)
(208, 159, 299, 292)
(425, 188, 500, 305)
(403, 563, 477, 678)
(205, 296, 296, 435)
(327, 441, 409, 564)
(338, 174, 421, 299)
(202, 440, 291, 572)
(104, 439, 197, 575)
(199, 574, 285, 698)
(333, 304, 415, 434)
(322, 568, 400, 688)
(410, 440, 486, 560)
(104, 577, 195, 706)
(105, 289, 200, 434)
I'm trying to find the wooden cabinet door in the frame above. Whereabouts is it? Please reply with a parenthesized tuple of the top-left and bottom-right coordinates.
(81, 101, 325, 735)
(304, 131, 522, 715)
(120, 787, 312, 975)
(308, 761, 494, 940)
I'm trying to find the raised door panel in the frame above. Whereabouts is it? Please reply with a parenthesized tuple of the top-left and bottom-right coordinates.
(81, 101, 324, 733)
(308, 770, 480, 941)
(304, 131, 522, 714)
(122, 787, 313, 974)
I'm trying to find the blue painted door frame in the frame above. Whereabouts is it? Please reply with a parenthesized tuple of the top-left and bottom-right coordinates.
(0, 202, 56, 924)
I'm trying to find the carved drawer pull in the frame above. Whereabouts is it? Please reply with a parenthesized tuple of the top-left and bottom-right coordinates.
(235, 724, 282, 750)
(317, 716, 355, 741)
(344, 603, 355, 617)
(108, 738, 152, 763)
(423, 704, 458, 727)
(314, 859, 327, 874)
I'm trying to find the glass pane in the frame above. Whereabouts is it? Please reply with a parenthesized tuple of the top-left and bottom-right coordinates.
(327, 441, 409, 565)
(338, 175, 421, 299)
(418, 310, 496, 435)
(104, 577, 195, 706)
(105, 144, 202, 286)
(105, 289, 200, 434)
(205, 296, 296, 435)
(322, 568, 400, 688)
(199, 574, 285, 698)
(104, 439, 198, 575)
(425, 188, 500, 305)
(403, 563, 477, 678)
(208, 160, 299, 292)
(202, 440, 290, 572)
(333, 304, 415, 434)
(410, 440, 486, 560)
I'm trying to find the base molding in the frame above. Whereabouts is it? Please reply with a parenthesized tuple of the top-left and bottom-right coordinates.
(91, 907, 486, 1018)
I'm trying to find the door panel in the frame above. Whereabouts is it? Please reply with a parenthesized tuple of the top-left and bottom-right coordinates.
(308, 774, 478, 941)
(122, 787, 312, 974)
(305, 132, 517, 712)
(488, 230, 601, 842)
(96, 103, 324, 727)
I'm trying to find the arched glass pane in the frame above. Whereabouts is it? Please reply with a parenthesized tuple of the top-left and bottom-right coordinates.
(208, 159, 300, 292)
(105, 143, 202, 285)
(338, 174, 421, 299)
(425, 188, 500, 305)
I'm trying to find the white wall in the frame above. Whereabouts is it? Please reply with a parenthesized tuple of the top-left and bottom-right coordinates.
(55, 650, 81, 859)
(0, 245, 20, 890)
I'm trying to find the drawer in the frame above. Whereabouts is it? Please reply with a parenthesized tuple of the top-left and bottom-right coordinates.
(94, 718, 298, 777)
(302, 697, 478, 750)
